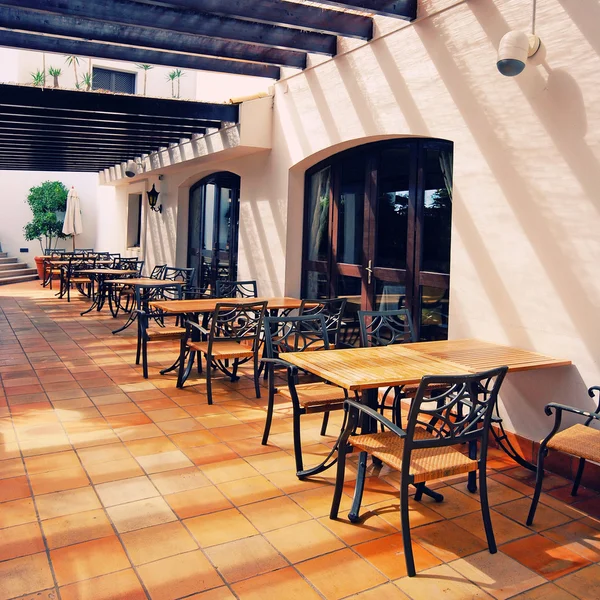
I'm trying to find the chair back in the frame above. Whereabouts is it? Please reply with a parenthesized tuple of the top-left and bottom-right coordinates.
(299, 298, 346, 348)
(358, 309, 416, 348)
(162, 267, 195, 299)
(208, 301, 267, 353)
(402, 367, 508, 466)
(150, 264, 167, 279)
(114, 258, 144, 275)
(263, 315, 330, 358)
(216, 280, 257, 299)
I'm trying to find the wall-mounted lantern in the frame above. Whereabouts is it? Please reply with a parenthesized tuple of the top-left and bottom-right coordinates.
(146, 184, 162, 213)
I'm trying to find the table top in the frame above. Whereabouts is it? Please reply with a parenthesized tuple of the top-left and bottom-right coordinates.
(283, 339, 571, 391)
(104, 278, 185, 286)
(150, 296, 303, 314)
(78, 269, 138, 275)
(45, 259, 112, 266)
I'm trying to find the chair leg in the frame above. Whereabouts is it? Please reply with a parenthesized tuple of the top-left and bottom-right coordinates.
(572, 458, 586, 496)
(142, 337, 149, 379)
(135, 330, 141, 366)
(401, 477, 416, 577)
(479, 467, 497, 554)
(348, 451, 367, 523)
(330, 439, 350, 519)
(206, 357, 213, 405)
(262, 371, 275, 446)
(253, 354, 261, 399)
(320, 412, 330, 436)
(292, 407, 304, 475)
(526, 445, 548, 526)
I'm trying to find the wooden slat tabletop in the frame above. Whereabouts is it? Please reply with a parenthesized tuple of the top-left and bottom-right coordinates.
(104, 278, 184, 286)
(284, 339, 571, 391)
(149, 297, 303, 314)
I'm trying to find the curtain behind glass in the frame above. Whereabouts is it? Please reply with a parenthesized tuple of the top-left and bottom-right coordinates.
(307, 166, 331, 262)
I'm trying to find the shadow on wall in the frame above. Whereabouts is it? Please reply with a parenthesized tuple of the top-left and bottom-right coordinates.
(415, 4, 600, 366)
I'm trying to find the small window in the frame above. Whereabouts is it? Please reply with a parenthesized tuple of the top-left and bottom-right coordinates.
(127, 194, 142, 248)
(93, 67, 136, 94)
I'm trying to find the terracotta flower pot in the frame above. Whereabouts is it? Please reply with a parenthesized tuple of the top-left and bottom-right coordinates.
(34, 256, 45, 280)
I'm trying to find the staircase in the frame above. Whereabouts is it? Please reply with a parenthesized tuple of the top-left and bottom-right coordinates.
(0, 252, 38, 285)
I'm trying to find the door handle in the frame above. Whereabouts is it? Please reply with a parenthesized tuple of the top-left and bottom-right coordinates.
(365, 260, 373, 284)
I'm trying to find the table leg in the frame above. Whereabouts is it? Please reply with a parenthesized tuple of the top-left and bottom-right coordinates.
(81, 275, 102, 315)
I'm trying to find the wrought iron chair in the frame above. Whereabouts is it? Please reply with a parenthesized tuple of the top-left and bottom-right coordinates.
(136, 285, 186, 379)
(215, 280, 258, 298)
(527, 386, 600, 526)
(60, 256, 95, 302)
(359, 309, 417, 426)
(150, 264, 167, 279)
(331, 366, 508, 577)
(112, 259, 144, 314)
(177, 301, 267, 404)
(261, 314, 348, 477)
(299, 298, 347, 348)
(43, 251, 64, 288)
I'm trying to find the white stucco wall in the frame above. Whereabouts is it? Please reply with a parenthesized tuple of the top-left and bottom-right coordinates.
(109, 0, 600, 441)
(0, 171, 100, 259)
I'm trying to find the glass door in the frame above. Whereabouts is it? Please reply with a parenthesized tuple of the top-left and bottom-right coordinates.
(302, 139, 452, 341)
(188, 172, 240, 292)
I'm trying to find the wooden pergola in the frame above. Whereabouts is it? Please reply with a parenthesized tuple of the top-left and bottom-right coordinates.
(0, 0, 417, 171)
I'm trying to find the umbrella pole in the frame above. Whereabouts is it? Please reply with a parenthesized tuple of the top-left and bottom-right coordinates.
(72, 235, 75, 251)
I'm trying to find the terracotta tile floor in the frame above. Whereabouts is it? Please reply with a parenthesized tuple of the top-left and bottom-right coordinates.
(0, 281, 599, 600)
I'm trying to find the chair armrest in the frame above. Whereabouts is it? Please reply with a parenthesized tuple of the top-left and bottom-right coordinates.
(545, 402, 600, 422)
(588, 386, 600, 415)
(344, 398, 407, 438)
(186, 320, 209, 336)
(262, 357, 293, 368)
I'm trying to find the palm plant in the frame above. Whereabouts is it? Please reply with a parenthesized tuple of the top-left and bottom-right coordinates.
(48, 66, 62, 88)
(136, 64, 153, 96)
(31, 69, 45, 87)
(81, 72, 93, 91)
(167, 68, 185, 98)
(65, 55, 80, 88)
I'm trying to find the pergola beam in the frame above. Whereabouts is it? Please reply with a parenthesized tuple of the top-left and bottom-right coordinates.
(0, 84, 238, 122)
(158, 0, 372, 39)
(0, 7, 306, 69)
(306, 0, 417, 20)
(0, 0, 337, 55)
(0, 114, 205, 137)
(0, 31, 281, 80)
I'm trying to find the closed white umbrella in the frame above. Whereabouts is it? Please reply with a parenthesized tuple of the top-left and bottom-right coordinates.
(63, 186, 83, 249)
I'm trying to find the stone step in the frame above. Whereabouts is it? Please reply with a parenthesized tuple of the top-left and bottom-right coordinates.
(0, 273, 39, 286)
(0, 257, 18, 264)
(0, 267, 38, 279)
(0, 262, 29, 272)
(0, 252, 7, 258)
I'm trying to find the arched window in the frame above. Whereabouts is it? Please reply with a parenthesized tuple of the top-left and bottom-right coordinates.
(188, 172, 240, 291)
(302, 139, 453, 341)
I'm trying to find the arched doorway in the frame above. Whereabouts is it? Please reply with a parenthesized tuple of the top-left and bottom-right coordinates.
(302, 138, 453, 341)
(188, 172, 241, 291)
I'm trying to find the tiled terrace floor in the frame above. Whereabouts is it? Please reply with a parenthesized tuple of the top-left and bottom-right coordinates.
(0, 281, 599, 600)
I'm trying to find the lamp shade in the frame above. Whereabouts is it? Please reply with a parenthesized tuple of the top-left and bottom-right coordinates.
(147, 184, 160, 208)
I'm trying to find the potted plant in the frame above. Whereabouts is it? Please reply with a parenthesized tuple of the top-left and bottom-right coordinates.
(31, 69, 45, 87)
(23, 181, 69, 279)
(136, 64, 153, 96)
(48, 66, 62, 88)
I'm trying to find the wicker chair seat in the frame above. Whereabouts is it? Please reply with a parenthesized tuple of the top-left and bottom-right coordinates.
(146, 326, 186, 341)
(278, 382, 346, 410)
(546, 423, 600, 463)
(187, 339, 254, 360)
(350, 429, 477, 483)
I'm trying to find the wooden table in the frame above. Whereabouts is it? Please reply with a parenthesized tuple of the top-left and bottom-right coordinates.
(285, 339, 571, 489)
(105, 278, 186, 333)
(149, 296, 303, 314)
(78, 269, 139, 315)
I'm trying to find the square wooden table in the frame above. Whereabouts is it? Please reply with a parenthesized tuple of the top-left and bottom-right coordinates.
(149, 296, 303, 315)
(284, 339, 571, 482)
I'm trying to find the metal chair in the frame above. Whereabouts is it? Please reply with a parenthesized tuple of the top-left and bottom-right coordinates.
(112, 259, 144, 314)
(359, 309, 417, 426)
(527, 386, 600, 526)
(261, 314, 347, 477)
(60, 256, 95, 302)
(299, 298, 347, 348)
(177, 301, 267, 404)
(162, 266, 195, 300)
(331, 367, 508, 577)
(150, 264, 167, 279)
(216, 280, 257, 298)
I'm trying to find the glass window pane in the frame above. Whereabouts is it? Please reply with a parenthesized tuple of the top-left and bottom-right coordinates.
(375, 148, 410, 269)
(202, 184, 216, 251)
(218, 187, 233, 251)
(374, 280, 407, 311)
(337, 153, 364, 264)
(420, 285, 449, 341)
(337, 275, 362, 347)
(422, 147, 452, 274)
(306, 167, 331, 262)
(304, 270, 329, 299)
